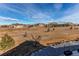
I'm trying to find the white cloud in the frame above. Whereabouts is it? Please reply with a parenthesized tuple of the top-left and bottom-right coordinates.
(53, 3, 63, 11)
(57, 11, 79, 24)
(31, 12, 55, 23)
(0, 4, 24, 15)
(32, 13, 50, 19)
(62, 4, 79, 16)
(0, 16, 19, 22)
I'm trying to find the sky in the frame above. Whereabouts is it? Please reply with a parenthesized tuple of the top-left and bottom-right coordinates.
(0, 3, 79, 25)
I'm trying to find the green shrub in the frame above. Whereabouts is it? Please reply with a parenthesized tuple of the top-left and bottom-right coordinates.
(0, 34, 15, 50)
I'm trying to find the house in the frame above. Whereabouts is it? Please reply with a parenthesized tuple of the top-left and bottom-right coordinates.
(37, 23, 46, 27)
(11, 23, 25, 28)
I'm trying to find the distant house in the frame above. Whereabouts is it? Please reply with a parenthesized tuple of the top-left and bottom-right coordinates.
(37, 23, 46, 27)
(14, 25, 24, 28)
(11, 23, 25, 28)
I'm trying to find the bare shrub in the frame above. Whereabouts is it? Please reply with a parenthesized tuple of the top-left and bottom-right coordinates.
(44, 28, 50, 32)
(23, 32, 27, 37)
(70, 26, 73, 30)
(31, 34, 41, 42)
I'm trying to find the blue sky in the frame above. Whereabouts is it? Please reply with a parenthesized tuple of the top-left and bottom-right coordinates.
(0, 3, 79, 25)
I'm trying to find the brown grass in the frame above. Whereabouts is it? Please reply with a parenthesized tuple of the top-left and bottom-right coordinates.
(0, 26, 79, 54)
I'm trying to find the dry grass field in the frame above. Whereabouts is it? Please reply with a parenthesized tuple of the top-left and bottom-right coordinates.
(0, 25, 79, 54)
